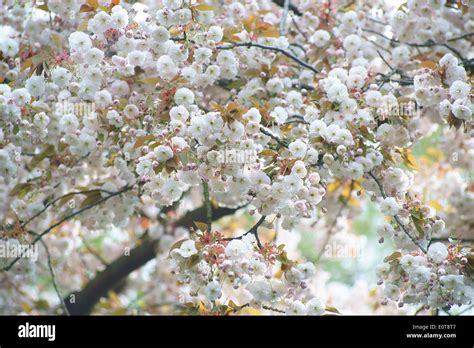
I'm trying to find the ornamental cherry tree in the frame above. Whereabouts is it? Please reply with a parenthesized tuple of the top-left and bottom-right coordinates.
(0, 0, 473, 315)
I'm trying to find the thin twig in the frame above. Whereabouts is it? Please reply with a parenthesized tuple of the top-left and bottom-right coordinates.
(81, 237, 109, 266)
(222, 215, 267, 249)
(39, 238, 70, 315)
(260, 125, 289, 148)
(377, 50, 394, 71)
(22, 189, 114, 227)
(368, 171, 427, 253)
(216, 42, 319, 74)
(291, 15, 308, 41)
(362, 28, 465, 60)
(262, 304, 286, 313)
(447, 32, 474, 42)
(272, 0, 302, 16)
(366, 17, 388, 26)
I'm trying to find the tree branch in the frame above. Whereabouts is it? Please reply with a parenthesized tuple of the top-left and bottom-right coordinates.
(22, 188, 115, 228)
(222, 215, 267, 249)
(64, 204, 244, 315)
(216, 42, 319, 74)
(260, 125, 289, 148)
(272, 0, 302, 16)
(362, 28, 466, 61)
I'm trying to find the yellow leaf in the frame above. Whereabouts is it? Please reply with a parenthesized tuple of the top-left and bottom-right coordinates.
(229, 35, 241, 42)
(87, 0, 99, 9)
(384, 251, 401, 263)
(419, 60, 437, 70)
(51, 32, 63, 49)
(37, 4, 49, 11)
(239, 307, 262, 315)
(426, 147, 443, 161)
(404, 153, 418, 170)
(259, 28, 279, 38)
(133, 135, 154, 149)
(429, 200, 443, 211)
(259, 149, 277, 156)
(194, 4, 216, 11)
(194, 221, 208, 232)
(325, 306, 340, 314)
(242, 15, 257, 33)
(348, 197, 360, 208)
(21, 303, 33, 314)
(342, 2, 356, 12)
(21, 57, 33, 72)
(112, 308, 128, 315)
(326, 180, 341, 193)
(141, 77, 161, 85)
(80, 4, 95, 12)
(77, 19, 89, 32)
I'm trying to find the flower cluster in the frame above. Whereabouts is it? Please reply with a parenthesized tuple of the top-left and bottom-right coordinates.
(377, 243, 473, 309)
(169, 227, 325, 315)
(414, 53, 472, 125)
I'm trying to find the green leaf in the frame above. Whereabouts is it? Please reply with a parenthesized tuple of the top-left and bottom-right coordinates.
(184, 254, 200, 269)
(226, 79, 247, 90)
(411, 216, 425, 238)
(79, 191, 102, 208)
(9, 183, 33, 197)
(30, 144, 55, 167)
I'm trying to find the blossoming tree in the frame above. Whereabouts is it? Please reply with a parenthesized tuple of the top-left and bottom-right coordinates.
(0, 0, 473, 315)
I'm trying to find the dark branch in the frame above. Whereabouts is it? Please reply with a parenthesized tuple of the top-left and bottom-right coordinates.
(64, 204, 243, 315)
(216, 42, 319, 74)
(272, 0, 302, 16)
(222, 215, 267, 249)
